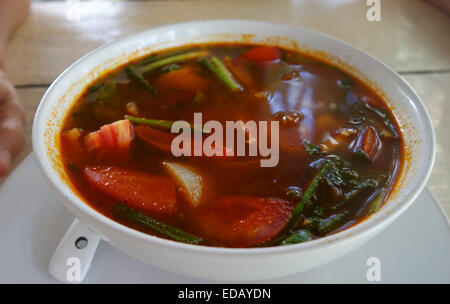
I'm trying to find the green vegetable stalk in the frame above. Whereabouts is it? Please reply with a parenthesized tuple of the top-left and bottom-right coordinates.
(125, 67, 158, 96)
(286, 160, 332, 231)
(200, 56, 242, 92)
(139, 50, 209, 74)
(317, 212, 348, 234)
(114, 204, 202, 244)
(367, 189, 386, 215)
(125, 115, 174, 130)
(125, 115, 203, 133)
(281, 229, 313, 245)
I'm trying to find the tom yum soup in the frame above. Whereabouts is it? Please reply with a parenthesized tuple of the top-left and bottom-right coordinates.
(59, 44, 403, 248)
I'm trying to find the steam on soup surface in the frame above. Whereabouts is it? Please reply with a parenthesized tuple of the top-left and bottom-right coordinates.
(59, 44, 403, 248)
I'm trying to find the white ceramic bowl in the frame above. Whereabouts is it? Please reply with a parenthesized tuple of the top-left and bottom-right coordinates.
(32, 20, 435, 281)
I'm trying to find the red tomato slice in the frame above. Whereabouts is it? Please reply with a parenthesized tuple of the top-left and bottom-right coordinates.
(85, 119, 134, 151)
(100, 123, 118, 147)
(113, 119, 134, 149)
(196, 196, 292, 247)
(240, 46, 282, 63)
(84, 166, 177, 215)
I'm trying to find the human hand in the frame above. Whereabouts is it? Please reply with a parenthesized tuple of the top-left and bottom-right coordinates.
(0, 68, 24, 176)
(423, 0, 450, 15)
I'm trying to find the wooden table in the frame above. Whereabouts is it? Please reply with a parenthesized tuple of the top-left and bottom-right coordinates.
(3, 0, 450, 217)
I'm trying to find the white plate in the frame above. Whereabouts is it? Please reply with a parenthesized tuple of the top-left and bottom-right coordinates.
(0, 154, 449, 283)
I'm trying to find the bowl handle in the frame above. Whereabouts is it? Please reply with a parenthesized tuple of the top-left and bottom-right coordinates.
(48, 219, 101, 283)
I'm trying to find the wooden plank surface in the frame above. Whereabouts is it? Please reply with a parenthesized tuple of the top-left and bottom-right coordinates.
(1, 0, 449, 217)
(4, 0, 450, 85)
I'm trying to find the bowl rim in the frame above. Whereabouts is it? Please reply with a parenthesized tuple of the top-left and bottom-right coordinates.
(32, 19, 436, 255)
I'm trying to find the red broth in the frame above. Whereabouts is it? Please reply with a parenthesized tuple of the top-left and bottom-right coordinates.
(59, 44, 403, 248)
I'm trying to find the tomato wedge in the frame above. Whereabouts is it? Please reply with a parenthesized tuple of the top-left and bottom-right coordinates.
(84, 166, 177, 215)
(240, 46, 282, 63)
(196, 196, 292, 247)
(85, 119, 134, 151)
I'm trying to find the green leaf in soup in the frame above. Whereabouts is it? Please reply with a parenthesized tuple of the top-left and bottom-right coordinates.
(125, 115, 204, 133)
(88, 83, 103, 93)
(161, 63, 182, 73)
(286, 160, 332, 231)
(90, 81, 122, 122)
(139, 50, 209, 74)
(331, 189, 360, 211)
(125, 115, 174, 130)
(302, 141, 325, 156)
(113, 203, 202, 244)
(317, 212, 348, 234)
(138, 49, 189, 65)
(367, 189, 386, 215)
(200, 56, 242, 92)
(96, 82, 116, 102)
(311, 206, 325, 217)
(281, 229, 313, 245)
(125, 66, 158, 96)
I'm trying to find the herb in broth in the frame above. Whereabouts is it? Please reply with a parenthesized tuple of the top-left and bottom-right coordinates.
(125, 115, 202, 132)
(125, 66, 158, 96)
(200, 56, 242, 91)
(114, 204, 203, 244)
(367, 189, 386, 215)
(139, 50, 209, 74)
(302, 141, 325, 156)
(59, 44, 402, 248)
(286, 160, 332, 232)
(280, 229, 313, 245)
(161, 63, 182, 73)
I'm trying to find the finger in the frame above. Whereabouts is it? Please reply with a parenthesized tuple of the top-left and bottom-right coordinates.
(0, 96, 25, 177)
(0, 117, 24, 177)
(0, 113, 25, 155)
(0, 71, 25, 176)
(0, 149, 11, 177)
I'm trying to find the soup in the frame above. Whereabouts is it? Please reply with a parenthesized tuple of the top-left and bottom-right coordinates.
(59, 44, 403, 248)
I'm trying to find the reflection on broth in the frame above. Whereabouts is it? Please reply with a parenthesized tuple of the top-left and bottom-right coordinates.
(59, 44, 403, 248)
